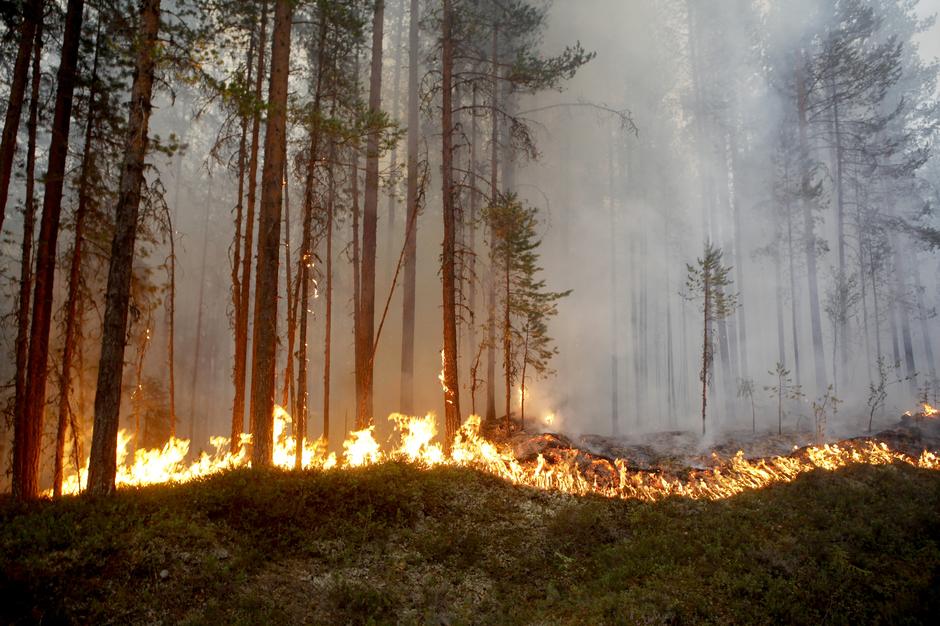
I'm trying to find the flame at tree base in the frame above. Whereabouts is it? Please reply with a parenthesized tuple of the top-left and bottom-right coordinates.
(53, 409, 940, 500)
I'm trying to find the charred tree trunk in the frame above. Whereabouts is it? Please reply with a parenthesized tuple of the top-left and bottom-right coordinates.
(0, 0, 43, 233)
(13, 18, 43, 490)
(14, 0, 85, 500)
(399, 0, 419, 414)
(441, 0, 461, 444)
(86, 0, 161, 496)
(56, 17, 100, 495)
(356, 0, 385, 429)
(232, 3, 268, 449)
(249, 0, 293, 467)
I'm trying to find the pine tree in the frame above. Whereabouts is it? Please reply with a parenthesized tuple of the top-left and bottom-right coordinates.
(684, 242, 737, 436)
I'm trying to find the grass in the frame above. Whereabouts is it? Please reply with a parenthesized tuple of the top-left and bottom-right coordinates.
(1, 460, 939, 624)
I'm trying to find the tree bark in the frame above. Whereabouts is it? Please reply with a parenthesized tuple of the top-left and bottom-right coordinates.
(232, 2, 268, 449)
(230, 32, 253, 441)
(86, 0, 161, 496)
(322, 138, 336, 445)
(0, 0, 43, 234)
(441, 0, 461, 444)
(399, 0, 419, 414)
(485, 24, 499, 424)
(14, 0, 85, 500)
(56, 16, 99, 495)
(188, 186, 211, 442)
(796, 60, 827, 394)
(13, 17, 43, 491)
(356, 0, 385, 429)
(248, 0, 293, 467)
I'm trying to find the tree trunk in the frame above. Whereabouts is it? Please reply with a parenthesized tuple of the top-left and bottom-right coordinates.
(503, 242, 511, 432)
(232, 2, 268, 449)
(468, 81, 479, 412)
(356, 0, 385, 429)
(13, 17, 42, 491)
(0, 0, 43, 234)
(86, 0, 161, 496)
(56, 16, 99, 495)
(249, 0, 292, 467)
(701, 274, 710, 436)
(14, 0, 85, 500)
(796, 60, 827, 394)
(385, 0, 405, 281)
(441, 0, 461, 444)
(294, 14, 329, 467)
(785, 179, 801, 387)
(166, 209, 177, 437)
(399, 0, 419, 414)
(608, 136, 619, 436)
(230, 32, 253, 441)
(485, 23, 499, 424)
(323, 138, 336, 445)
(189, 187, 211, 442)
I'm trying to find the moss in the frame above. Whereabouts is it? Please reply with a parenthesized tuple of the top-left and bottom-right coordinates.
(1, 462, 939, 624)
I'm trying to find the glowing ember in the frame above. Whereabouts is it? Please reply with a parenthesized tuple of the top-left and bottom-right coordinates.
(52, 408, 940, 501)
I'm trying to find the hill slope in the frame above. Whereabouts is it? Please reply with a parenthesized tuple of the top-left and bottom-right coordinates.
(2, 462, 939, 624)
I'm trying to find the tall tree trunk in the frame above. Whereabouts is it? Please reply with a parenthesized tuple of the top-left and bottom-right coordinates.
(230, 33, 253, 440)
(166, 209, 177, 437)
(86, 0, 161, 496)
(232, 3, 268, 449)
(607, 137, 619, 436)
(14, 0, 85, 500)
(0, 0, 43, 233)
(281, 164, 295, 411)
(441, 0, 461, 444)
(56, 16, 99, 495)
(830, 78, 848, 381)
(785, 172, 801, 387)
(13, 17, 42, 491)
(356, 0, 385, 429)
(399, 0, 419, 414)
(796, 61, 827, 395)
(385, 0, 405, 280)
(468, 81, 479, 412)
(189, 187, 211, 442)
(913, 264, 937, 394)
(729, 127, 748, 381)
(485, 23, 499, 424)
(249, 0, 293, 467)
(503, 241, 511, 432)
(322, 138, 336, 445)
(701, 274, 710, 436)
(295, 14, 329, 467)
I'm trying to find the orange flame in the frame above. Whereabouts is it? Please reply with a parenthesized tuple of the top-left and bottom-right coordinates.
(52, 408, 940, 501)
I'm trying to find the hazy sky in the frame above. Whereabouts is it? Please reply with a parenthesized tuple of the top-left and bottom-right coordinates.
(917, 0, 940, 61)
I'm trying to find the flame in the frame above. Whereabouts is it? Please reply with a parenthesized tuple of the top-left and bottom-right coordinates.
(924, 403, 938, 417)
(438, 349, 452, 404)
(51, 408, 940, 501)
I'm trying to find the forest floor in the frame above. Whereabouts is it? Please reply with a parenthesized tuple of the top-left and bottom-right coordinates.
(2, 453, 940, 625)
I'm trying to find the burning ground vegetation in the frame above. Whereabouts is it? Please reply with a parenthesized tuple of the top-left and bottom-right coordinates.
(1, 407, 940, 623)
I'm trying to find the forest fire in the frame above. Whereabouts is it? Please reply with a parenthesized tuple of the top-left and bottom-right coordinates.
(51, 408, 940, 500)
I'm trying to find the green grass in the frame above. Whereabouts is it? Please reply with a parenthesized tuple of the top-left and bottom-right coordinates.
(1, 461, 939, 624)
